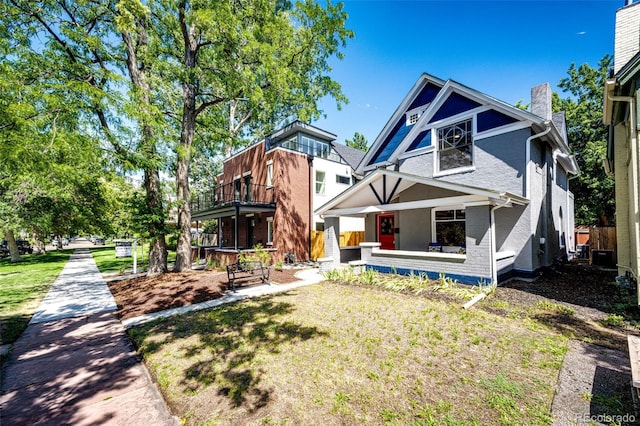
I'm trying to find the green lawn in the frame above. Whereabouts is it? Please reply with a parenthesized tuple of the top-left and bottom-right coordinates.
(129, 282, 567, 425)
(0, 250, 72, 346)
(91, 245, 177, 274)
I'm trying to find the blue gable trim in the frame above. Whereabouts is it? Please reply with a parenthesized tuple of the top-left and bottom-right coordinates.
(367, 82, 443, 167)
(408, 83, 441, 110)
(407, 130, 432, 151)
(368, 117, 411, 165)
(429, 92, 482, 123)
(366, 264, 491, 286)
(477, 109, 519, 133)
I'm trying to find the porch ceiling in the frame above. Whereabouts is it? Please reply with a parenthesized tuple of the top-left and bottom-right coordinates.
(316, 169, 527, 218)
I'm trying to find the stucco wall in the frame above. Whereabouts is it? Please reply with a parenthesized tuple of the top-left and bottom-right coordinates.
(396, 209, 431, 250)
(362, 205, 494, 284)
(398, 128, 528, 196)
(313, 157, 364, 231)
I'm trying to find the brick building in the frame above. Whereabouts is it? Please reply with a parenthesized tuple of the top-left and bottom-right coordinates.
(191, 121, 364, 264)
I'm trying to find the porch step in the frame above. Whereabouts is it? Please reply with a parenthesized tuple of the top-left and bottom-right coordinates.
(348, 260, 367, 274)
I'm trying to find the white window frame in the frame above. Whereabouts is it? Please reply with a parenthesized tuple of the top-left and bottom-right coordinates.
(266, 161, 273, 187)
(315, 170, 326, 195)
(267, 217, 274, 245)
(435, 117, 475, 176)
(431, 206, 466, 250)
(405, 105, 429, 126)
(335, 174, 350, 185)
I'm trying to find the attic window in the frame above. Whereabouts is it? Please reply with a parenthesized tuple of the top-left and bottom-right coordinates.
(406, 105, 428, 126)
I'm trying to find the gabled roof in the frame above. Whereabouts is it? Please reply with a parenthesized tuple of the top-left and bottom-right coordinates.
(315, 169, 528, 218)
(357, 72, 577, 175)
(331, 142, 365, 170)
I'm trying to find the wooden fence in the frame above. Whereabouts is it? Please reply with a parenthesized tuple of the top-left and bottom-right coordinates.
(575, 226, 617, 266)
(311, 230, 365, 261)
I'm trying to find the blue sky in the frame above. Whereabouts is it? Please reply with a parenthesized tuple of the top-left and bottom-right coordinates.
(313, 0, 618, 147)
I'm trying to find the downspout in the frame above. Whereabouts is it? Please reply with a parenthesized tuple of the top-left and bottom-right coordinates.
(308, 155, 313, 261)
(525, 121, 552, 198)
(567, 173, 579, 253)
(606, 90, 640, 284)
(525, 122, 551, 270)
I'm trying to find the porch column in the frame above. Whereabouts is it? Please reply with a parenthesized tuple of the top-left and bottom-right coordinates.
(234, 205, 239, 251)
(360, 242, 381, 263)
(324, 216, 341, 269)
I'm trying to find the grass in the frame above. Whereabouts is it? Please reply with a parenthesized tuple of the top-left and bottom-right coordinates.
(90, 245, 176, 274)
(129, 283, 567, 425)
(0, 250, 72, 346)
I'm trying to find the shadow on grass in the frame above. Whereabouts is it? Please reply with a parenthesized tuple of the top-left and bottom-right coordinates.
(129, 296, 327, 410)
(0, 250, 72, 268)
(530, 310, 628, 351)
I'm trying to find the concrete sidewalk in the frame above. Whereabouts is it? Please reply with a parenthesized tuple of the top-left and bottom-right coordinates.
(0, 249, 179, 425)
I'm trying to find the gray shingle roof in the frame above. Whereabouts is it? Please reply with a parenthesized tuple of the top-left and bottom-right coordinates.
(331, 143, 366, 170)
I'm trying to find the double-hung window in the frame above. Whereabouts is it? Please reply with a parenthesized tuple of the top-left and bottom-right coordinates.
(266, 161, 273, 187)
(433, 208, 466, 247)
(437, 118, 473, 172)
(267, 217, 274, 245)
(315, 171, 326, 195)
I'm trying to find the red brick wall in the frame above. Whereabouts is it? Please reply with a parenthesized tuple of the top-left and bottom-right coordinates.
(218, 143, 311, 261)
(272, 149, 311, 262)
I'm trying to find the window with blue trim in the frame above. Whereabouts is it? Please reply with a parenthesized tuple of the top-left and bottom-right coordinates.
(437, 119, 473, 172)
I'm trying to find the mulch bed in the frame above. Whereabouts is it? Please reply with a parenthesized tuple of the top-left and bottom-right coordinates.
(107, 268, 301, 320)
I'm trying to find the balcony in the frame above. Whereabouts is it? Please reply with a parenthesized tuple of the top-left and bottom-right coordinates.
(191, 182, 275, 219)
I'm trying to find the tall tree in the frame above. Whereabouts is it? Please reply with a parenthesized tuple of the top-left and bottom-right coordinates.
(554, 55, 615, 226)
(2, 0, 171, 274)
(149, 0, 353, 271)
(345, 132, 368, 151)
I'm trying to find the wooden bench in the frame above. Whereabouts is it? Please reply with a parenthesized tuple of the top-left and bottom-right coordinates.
(226, 261, 270, 290)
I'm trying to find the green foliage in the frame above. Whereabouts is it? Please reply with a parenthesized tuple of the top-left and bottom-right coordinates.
(555, 55, 615, 225)
(601, 313, 626, 327)
(345, 132, 368, 151)
(238, 244, 272, 265)
(533, 300, 575, 315)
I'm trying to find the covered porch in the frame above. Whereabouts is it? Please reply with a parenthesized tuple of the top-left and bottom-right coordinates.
(316, 169, 528, 285)
(192, 182, 277, 265)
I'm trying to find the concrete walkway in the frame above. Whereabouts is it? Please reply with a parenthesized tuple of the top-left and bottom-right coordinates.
(1, 248, 325, 425)
(122, 267, 325, 328)
(0, 249, 180, 425)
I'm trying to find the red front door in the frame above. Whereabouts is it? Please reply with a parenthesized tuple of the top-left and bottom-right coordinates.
(377, 214, 395, 250)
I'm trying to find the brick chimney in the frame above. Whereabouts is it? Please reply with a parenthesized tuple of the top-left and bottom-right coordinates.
(614, 1, 640, 74)
(531, 83, 552, 121)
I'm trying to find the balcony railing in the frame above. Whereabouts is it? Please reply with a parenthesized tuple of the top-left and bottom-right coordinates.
(191, 182, 275, 213)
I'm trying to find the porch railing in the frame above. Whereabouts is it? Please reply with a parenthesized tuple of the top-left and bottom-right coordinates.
(191, 182, 275, 212)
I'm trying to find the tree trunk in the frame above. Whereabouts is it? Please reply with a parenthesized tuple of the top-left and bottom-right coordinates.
(121, 28, 168, 276)
(173, 18, 198, 272)
(145, 168, 168, 276)
(174, 79, 196, 272)
(4, 229, 23, 263)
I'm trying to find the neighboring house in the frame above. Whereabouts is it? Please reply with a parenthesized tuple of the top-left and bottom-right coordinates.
(316, 73, 579, 284)
(191, 121, 364, 263)
(603, 0, 640, 293)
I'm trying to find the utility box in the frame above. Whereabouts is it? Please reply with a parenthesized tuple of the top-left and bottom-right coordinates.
(114, 239, 133, 258)
(576, 244, 590, 260)
(591, 249, 614, 268)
